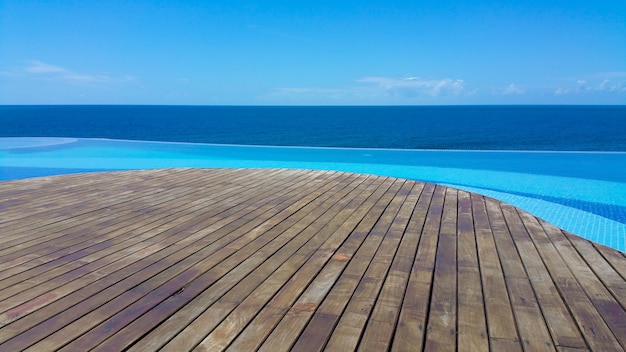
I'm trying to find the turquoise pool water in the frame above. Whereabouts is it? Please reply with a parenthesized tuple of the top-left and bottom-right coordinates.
(2, 137, 625, 252)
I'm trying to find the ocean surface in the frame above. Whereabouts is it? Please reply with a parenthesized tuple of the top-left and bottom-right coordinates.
(1, 105, 625, 151)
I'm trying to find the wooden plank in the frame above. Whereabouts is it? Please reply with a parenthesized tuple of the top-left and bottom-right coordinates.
(484, 199, 527, 279)
(454, 190, 489, 352)
(189, 177, 395, 352)
(471, 194, 521, 351)
(356, 247, 418, 349)
(0, 173, 253, 289)
(568, 234, 626, 310)
(326, 183, 423, 350)
(356, 182, 430, 351)
(2, 170, 330, 350)
(126, 173, 387, 351)
(496, 203, 561, 351)
(512, 207, 588, 349)
(0, 168, 276, 242)
(0, 169, 206, 236)
(257, 179, 408, 352)
(133, 173, 382, 352)
(318, 261, 386, 351)
(38, 170, 345, 352)
(557, 347, 591, 352)
(424, 187, 457, 352)
(505, 277, 557, 351)
(2, 171, 276, 346)
(0, 169, 308, 324)
(391, 183, 443, 351)
(548, 227, 626, 348)
(1, 169, 625, 352)
(0, 169, 260, 267)
(534, 219, 623, 351)
(266, 178, 400, 316)
(0, 187, 236, 320)
(594, 244, 626, 280)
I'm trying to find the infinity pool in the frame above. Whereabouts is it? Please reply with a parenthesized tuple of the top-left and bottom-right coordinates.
(2, 137, 625, 252)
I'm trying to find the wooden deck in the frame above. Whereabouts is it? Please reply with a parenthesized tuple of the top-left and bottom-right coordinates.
(0, 168, 624, 351)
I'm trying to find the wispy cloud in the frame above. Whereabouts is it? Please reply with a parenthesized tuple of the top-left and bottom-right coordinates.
(357, 76, 465, 97)
(501, 83, 525, 95)
(555, 76, 626, 95)
(267, 87, 354, 102)
(23, 61, 66, 74)
(4, 60, 135, 84)
(267, 76, 467, 103)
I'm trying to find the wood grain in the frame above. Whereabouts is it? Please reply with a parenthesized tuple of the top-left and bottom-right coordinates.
(0, 168, 623, 351)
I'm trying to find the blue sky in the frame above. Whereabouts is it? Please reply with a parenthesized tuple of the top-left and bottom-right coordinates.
(1, 0, 625, 105)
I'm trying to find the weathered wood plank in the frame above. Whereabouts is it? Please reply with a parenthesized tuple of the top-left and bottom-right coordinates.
(550, 228, 626, 348)
(316, 182, 422, 349)
(496, 203, 558, 351)
(355, 182, 426, 351)
(258, 179, 407, 352)
(128, 173, 389, 351)
(35, 170, 340, 351)
(0, 169, 260, 267)
(456, 190, 489, 352)
(594, 244, 626, 281)
(138, 173, 383, 351)
(568, 234, 626, 310)
(0, 169, 624, 352)
(3, 170, 327, 350)
(472, 194, 522, 351)
(514, 207, 588, 349)
(535, 219, 624, 351)
(0, 169, 207, 236)
(0, 170, 305, 317)
(424, 187, 458, 352)
(392, 183, 444, 351)
(0, 171, 259, 289)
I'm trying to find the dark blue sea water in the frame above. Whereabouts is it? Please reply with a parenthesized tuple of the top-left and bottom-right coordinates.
(1, 105, 625, 150)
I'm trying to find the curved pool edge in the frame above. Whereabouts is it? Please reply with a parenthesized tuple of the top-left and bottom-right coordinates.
(1, 137, 625, 252)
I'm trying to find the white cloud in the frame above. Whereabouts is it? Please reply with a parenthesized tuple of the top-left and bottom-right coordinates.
(267, 87, 354, 102)
(502, 83, 525, 95)
(554, 87, 570, 95)
(609, 82, 625, 92)
(267, 76, 467, 103)
(555, 76, 626, 96)
(6, 60, 135, 84)
(594, 79, 626, 92)
(357, 76, 465, 97)
(23, 61, 67, 74)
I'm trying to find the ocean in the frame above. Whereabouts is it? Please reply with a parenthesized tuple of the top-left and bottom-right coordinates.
(1, 105, 625, 151)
